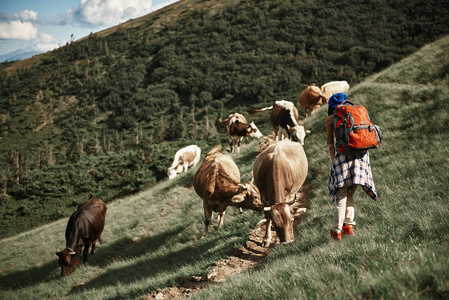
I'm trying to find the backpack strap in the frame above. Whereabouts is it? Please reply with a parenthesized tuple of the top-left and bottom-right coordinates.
(341, 100, 354, 106)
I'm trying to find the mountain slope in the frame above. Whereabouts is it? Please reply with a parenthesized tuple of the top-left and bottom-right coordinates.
(0, 49, 42, 63)
(0, 35, 448, 299)
(1, 0, 449, 238)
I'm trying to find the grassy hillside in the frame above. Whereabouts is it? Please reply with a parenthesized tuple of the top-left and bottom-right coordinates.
(1, 0, 449, 238)
(1, 35, 448, 299)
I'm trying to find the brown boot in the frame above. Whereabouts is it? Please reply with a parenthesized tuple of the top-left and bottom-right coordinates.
(330, 230, 342, 241)
(342, 224, 354, 236)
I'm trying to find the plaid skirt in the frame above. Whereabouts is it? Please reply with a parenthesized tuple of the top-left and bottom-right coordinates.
(328, 151, 377, 203)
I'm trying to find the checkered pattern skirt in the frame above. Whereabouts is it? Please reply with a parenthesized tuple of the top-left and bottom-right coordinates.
(328, 151, 377, 203)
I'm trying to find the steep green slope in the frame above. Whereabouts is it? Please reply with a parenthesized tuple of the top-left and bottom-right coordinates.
(1, 0, 449, 238)
(0, 35, 448, 300)
(193, 35, 449, 300)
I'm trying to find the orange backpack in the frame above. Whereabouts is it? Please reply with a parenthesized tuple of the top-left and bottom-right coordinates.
(334, 101, 382, 156)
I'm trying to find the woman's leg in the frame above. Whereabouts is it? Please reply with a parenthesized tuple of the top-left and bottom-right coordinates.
(345, 185, 357, 226)
(332, 186, 348, 233)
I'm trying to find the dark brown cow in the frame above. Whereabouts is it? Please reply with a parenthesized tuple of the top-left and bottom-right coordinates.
(298, 83, 325, 118)
(218, 113, 263, 153)
(194, 145, 263, 235)
(248, 100, 310, 145)
(56, 196, 107, 277)
(253, 140, 308, 247)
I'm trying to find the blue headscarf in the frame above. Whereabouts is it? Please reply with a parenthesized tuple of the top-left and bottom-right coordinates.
(328, 93, 348, 109)
(328, 93, 348, 116)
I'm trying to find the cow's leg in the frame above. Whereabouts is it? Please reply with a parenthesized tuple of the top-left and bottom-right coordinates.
(237, 137, 243, 154)
(229, 138, 234, 153)
(275, 128, 281, 141)
(262, 218, 273, 247)
(83, 243, 91, 262)
(203, 204, 213, 236)
(217, 211, 226, 229)
(91, 240, 97, 254)
(310, 105, 320, 115)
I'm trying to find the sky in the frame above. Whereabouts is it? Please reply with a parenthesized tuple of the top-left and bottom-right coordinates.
(0, 0, 180, 56)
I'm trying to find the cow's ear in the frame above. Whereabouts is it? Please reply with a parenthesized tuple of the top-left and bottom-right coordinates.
(56, 250, 62, 257)
(305, 129, 311, 134)
(290, 207, 307, 215)
(231, 194, 245, 203)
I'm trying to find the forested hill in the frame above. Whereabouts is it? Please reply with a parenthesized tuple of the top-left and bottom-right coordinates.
(1, 0, 448, 238)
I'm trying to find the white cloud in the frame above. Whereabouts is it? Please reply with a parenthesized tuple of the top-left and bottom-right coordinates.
(34, 33, 59, 52)
(77, 0, 154, 26)
(15, 10, 38, 22)
(0, 20, 38, 40)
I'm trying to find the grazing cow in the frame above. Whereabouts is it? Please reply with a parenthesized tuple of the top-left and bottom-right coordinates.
(247, 100, 311, 145)
(298, 83, 325, 118)
(253, 140, 308, 247)
(320, 81, 350, 102)
(218, 113, 263, 153)
(194, 145, 263, 235)
(56, 196, 107, 277)
(167, 145, 201, 179)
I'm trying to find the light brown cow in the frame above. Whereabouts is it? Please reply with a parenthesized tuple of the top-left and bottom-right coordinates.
(167, 145, 201, 179)
(218, 113, 263, 153)
(253, 140, 308, 247)
(320, 81, 350, 102)
(194, 145, 263, 235)
(298, 83, 325, 118)
(248, 100, 310, 145)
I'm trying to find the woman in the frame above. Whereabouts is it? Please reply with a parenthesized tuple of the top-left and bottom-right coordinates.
(326, 93, 377, 240)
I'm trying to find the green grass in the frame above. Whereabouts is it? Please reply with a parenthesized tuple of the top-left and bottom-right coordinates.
(1, 36, 449, 299)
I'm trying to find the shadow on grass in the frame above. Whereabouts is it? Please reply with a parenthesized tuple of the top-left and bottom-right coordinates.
(89, 225, 187, 268)
(0, 260, 60, 291)
(0, 226, 186, 291)
(68, 229, 236, 298)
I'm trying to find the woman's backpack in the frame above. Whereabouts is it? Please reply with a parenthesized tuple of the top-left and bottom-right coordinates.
(334, 101, 382, 156)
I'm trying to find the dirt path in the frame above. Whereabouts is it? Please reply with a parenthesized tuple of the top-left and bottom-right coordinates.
(144, 186, 310, 299)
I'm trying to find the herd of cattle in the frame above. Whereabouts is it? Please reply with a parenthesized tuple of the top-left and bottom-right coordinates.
(56, 81, 348, 276)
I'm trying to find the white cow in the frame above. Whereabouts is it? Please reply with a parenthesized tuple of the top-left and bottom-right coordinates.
(167, 145, 201, 179)
(320, 81, 350, 102)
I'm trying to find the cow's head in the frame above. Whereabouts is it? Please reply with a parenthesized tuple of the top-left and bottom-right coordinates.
(55, 248, 78, 277)
(264, 203, 294, 244)
(231, 183, 263, 211)
(263, 204, 307, 244)
(290, 125, 311, 145)
(246, 122, 263, 139)
(167, 165, 183, 180)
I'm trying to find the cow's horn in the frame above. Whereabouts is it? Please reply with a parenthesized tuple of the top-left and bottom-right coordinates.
(237, 184, 246, 193)
(264, 207, 272, 212)
(56, 248, 62, 253)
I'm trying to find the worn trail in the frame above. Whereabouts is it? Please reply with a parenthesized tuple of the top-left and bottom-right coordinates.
(145, 187, 309, 299)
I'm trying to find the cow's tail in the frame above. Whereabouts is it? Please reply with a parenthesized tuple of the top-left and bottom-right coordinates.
(206, 162, 219, 198)
(246, 106, 273, 114)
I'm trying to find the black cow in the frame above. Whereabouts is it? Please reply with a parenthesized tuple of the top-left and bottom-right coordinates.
(56, 196, 107, 277)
